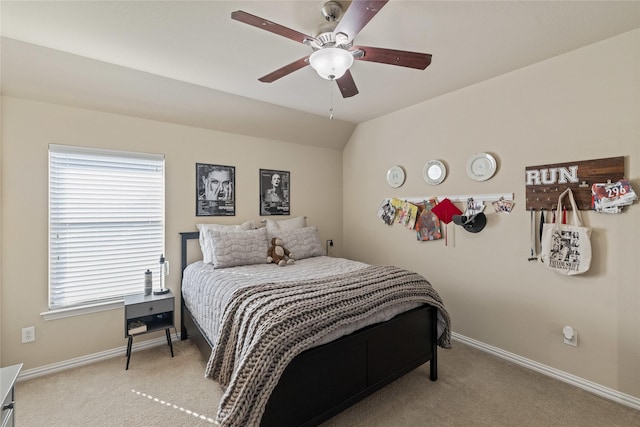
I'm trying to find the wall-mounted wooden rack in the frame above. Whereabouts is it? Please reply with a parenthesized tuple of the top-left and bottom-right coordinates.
(525, 156, 624, 211)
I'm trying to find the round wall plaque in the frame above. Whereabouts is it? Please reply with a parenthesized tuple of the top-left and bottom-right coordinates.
(466, 153, 497, 181)
(423, 160, 447, 185)
(386, 166, 406, 188)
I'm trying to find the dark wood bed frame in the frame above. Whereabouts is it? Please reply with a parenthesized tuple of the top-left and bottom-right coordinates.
(179, 231, 438, 427)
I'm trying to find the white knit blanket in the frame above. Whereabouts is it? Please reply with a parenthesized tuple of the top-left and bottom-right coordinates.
(205, 264, 451, 426)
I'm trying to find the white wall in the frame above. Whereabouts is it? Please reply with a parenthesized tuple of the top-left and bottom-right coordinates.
(0, 97, 343, 369)
(343, 29, 640, 399)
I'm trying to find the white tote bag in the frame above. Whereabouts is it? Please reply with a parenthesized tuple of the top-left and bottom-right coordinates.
(540, 189, 592, 275)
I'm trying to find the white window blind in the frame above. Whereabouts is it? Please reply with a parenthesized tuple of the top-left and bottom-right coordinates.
(49, 144, 165, 310)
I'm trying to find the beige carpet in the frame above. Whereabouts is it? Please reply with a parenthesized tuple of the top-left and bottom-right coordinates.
(15, 339, 639, 426)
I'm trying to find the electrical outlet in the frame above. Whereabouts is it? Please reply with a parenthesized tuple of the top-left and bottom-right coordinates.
(22, 326, 35, 343)
(326, 239, 334, 256)
(563, 332, 578, 346)
(562, 326, 577, 347)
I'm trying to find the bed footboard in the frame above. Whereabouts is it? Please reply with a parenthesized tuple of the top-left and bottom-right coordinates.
(261, 304, 437, 427)
(182, 302, 437, 426)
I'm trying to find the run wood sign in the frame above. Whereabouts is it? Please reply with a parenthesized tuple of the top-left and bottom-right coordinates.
(525, 156, 624, 211)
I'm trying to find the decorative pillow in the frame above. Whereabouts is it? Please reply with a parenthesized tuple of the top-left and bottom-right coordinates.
(197, 221, 254, 264)
(277, 226, 324, 260)
(265, 216, 307, 240)
(208, 227, 268, 268)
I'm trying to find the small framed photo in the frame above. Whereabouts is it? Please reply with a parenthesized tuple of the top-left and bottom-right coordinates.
(196, 163, 235, 216)
(260, 169, 290, 216)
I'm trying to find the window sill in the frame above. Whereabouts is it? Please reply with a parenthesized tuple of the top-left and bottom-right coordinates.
(41, 300, 124, 321)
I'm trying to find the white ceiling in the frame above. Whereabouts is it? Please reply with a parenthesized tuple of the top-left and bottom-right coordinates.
(2, 1, 639, 149)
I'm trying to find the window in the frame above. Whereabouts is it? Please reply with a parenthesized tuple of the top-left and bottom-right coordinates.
(48, 144, 165, 311)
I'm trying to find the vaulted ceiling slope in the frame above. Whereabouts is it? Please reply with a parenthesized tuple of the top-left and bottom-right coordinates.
(2, 1, 639, 150)
(0, 38, 357, 150)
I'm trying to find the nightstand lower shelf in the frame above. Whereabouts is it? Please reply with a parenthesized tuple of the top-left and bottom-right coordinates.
(126, 328, 174, 370)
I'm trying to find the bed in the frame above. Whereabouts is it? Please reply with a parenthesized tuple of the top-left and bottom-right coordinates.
(179, 221, 451, 426)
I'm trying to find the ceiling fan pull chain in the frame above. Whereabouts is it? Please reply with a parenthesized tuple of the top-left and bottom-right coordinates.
(329, 79, 334, 120)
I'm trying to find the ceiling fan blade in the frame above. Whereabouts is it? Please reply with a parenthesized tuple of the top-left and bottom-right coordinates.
(336, 70, 359, 98)
(333, 0, 389, 44)
(353, 45, 432, 70)
(231, 10, 313, 45)
(258, 57, 310, 83)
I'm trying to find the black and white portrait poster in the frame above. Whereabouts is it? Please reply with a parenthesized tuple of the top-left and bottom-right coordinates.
(196, 163, 235, 216)
(260, 169, 290, 216)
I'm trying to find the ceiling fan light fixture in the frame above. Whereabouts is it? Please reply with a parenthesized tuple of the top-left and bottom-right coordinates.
(309, 47, 354, 80)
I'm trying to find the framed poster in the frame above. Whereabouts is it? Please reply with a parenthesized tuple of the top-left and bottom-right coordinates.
(196, 163, 235, 216)
(260, 169, 290, 216)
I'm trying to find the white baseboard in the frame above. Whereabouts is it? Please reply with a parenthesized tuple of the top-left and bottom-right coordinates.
(17, 333, 179, 382)
(452, 332, 640, 412)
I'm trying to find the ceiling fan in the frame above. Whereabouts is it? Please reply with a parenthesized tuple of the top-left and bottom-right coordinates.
(231, 0, 432, 98)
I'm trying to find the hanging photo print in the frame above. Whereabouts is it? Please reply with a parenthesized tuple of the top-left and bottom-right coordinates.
(376, 199, 397, 225)
(492, 197, 515, 214)
(260, 169, 290, 216)
(196, 163, 236, 216)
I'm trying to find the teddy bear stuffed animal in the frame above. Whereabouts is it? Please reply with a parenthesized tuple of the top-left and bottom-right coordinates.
(267, 237, 295, 266)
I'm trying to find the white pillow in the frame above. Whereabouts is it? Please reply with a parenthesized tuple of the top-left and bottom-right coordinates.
(265, 216, 307, 240)
(278, 226, 325, 260)
(209, 227, 269, 269)
(197, 221, 254, 264)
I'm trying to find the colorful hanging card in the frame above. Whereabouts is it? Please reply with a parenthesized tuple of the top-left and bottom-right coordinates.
(415, 199, 442, 241)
